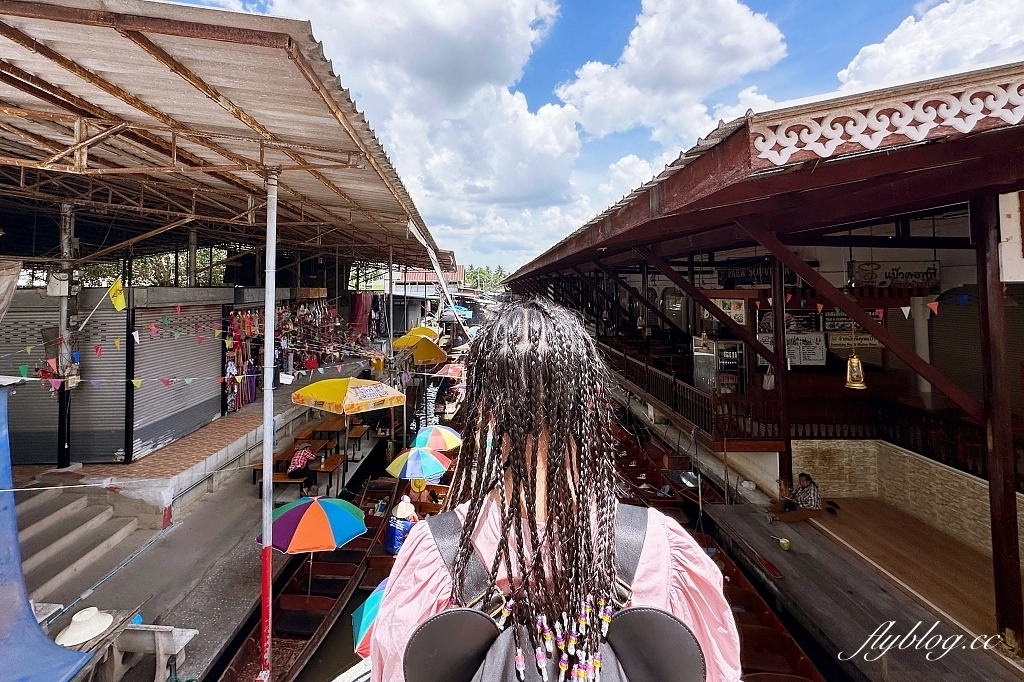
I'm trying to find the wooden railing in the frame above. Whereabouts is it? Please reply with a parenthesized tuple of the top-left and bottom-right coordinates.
(601, 342, 1024, 491)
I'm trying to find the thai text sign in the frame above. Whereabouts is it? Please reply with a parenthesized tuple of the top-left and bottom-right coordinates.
(850, 261, 940, 292)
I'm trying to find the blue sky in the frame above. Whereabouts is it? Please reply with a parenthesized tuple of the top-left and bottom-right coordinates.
(198, 0, 1024, 268)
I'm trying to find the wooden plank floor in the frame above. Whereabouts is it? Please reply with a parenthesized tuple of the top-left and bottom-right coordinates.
(814, 498, 999, 637)
(706, 503, 1023, 682)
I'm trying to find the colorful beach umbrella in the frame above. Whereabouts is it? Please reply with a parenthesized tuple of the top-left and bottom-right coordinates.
(413, 425, 463, 451)
(291, 377, 405, 415)
(257, 496, 367, 554)
(353, 578, 388, 659)
(386, 447, 451, 479)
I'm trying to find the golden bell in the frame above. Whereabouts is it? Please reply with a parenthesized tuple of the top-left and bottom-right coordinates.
(845, 351, 867, 389)
(698, 331, 711, 351)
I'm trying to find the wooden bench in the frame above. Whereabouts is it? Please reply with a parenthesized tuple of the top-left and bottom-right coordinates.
(256, 472, 304, 498)
(110, 624, 199, 682)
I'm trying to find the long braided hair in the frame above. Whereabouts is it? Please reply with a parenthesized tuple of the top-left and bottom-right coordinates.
(443, 297, 620, 679)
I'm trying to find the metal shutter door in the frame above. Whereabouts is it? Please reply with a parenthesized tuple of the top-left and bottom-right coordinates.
(0, 300, 59, 464)
(132, 304, 223, 459)
(70, 302, 128, 462)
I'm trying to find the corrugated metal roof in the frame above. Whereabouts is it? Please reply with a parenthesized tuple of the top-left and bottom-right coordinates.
(0, 0, 451, 268)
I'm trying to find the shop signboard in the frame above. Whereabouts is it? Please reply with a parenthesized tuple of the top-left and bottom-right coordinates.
(824, 309, 882, 348)
(849, 261, 940, 292)
(707, 298, 746, 325)
(716, 257, 797, 287)
(756, 332, 827, 366)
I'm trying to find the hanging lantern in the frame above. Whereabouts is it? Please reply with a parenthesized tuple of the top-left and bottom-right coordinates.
(698, 331, 711, 352)
(845, 351, 867, 389)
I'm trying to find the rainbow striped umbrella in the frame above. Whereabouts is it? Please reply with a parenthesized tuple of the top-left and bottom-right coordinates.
(386, 447, 451, 479)
(353, 578, 388, 659)
(412, 425, 463, 451)
(256, 496, 366, 554)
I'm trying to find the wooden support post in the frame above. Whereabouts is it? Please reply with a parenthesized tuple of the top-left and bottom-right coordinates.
(636, 247, 779, 366)
(687, 253, 697, 335)
(735, 220, 984, 423)
(971, 194, 1024, 646)
(771, 257, 793, 489)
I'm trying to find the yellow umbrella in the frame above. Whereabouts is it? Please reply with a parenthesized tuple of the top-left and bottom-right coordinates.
(393, 335, 447, 365)
(291, 377, 405, 414)
(408, 326, 440, 342)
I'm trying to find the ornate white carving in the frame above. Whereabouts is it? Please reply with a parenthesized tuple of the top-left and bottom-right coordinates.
(751, 78, 1024, 166)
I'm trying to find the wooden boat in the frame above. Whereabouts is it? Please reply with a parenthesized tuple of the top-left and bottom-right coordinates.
(611, 425, 826, 682)
(218, 477, 399, 682)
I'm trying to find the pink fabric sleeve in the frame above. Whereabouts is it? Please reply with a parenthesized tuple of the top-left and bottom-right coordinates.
(369, 520, 453, 682)
(629, 508, 742, 682)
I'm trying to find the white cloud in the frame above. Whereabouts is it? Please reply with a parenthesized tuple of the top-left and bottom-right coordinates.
(838, 0, 1024, 90)
(555, 0, 785, 148)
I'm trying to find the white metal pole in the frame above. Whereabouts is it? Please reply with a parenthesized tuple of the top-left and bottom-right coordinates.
(260, 170, 279, 678)
(388, 246, 394, 357)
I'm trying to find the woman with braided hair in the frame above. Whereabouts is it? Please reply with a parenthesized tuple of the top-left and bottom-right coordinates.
(370, 297, 740, 682)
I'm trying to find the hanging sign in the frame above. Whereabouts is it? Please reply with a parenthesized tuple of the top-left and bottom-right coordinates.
(823, 308, 882, 348)
(716, 257, 797, 287)
(756, 332, 827, 366)
(849, 261, 940, 292)
(756, 309, 821, 334)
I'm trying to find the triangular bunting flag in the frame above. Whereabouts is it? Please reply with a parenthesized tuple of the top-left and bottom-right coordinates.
(49, 379, 62, 390)
(114, 338, 122, 350)
(335, 365, 343, 373)
(280, 373, 295, 385)
(183, 378, 194, 385)
(131, 379, 143, 388)
(173, 331, 181, 340)
(317, 367, 324, 374)
(800, 299, 807, 308)
(94, 344, 103, 358)
(197, 335, 205, 344)
(46, 357, 58, 373)
(217, 376, 225, 383)
(754, 300, 760, 309)
(875, 309, 884, 320)
(149, 326, 159, 339)
(785, 293, 792, 303)
(901, 306, 911, 319)
(956, 293, 969, 306)
(214, 329, 222, 337)
(235, 375, 244, 383)
(767, 297, 773, 307)
(90, 379, 102, 388)
(132, 330, 140, 344)
(161, 315, 169, 324)
(225, 338, 233, 349)
(834, 307, 841, 314)
(18, 364, 28, 378)
(25, 346, 33, 354)
(175, 305, 181, 316)
(160, 378, 172, 387)
(72, 351, 80, 364)
(816, 303, 824, 313)
(299, 370, 307, 376)
(927, 301, 939, 315)
(55, 337, 62, 347)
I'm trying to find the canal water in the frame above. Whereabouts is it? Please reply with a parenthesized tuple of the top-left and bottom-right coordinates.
(294, 599, 362, 682)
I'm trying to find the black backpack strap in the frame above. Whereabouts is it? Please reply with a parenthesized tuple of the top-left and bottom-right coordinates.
(612, 503, 649, 606)
(427, 511, 493, 609)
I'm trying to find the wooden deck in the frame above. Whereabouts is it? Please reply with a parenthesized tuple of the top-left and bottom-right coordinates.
(706, 503, 1023, 682)
(812, 498, 1004, 638)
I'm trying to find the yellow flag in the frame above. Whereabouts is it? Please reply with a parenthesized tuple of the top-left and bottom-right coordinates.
(131, 379, 142, 388)
(114, 337, 122, 350)
(108, 277, 127, 312)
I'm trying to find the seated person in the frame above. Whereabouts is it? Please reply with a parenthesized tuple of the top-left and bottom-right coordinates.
(288, 443, 318, 496)
(767, 472, 821, 523)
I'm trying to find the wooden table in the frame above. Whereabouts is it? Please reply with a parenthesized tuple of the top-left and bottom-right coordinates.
(345, 424, 370, 458)
(311, 454, 343, 496)
(252, 439, 331, 484)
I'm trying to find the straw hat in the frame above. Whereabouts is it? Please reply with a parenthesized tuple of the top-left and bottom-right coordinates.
(410, 478, 427, 493)
(392, 495, 416, 520)
(55, 607, 114, 646)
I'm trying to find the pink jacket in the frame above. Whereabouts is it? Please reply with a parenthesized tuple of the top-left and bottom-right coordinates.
(369, 498, 741, 682)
